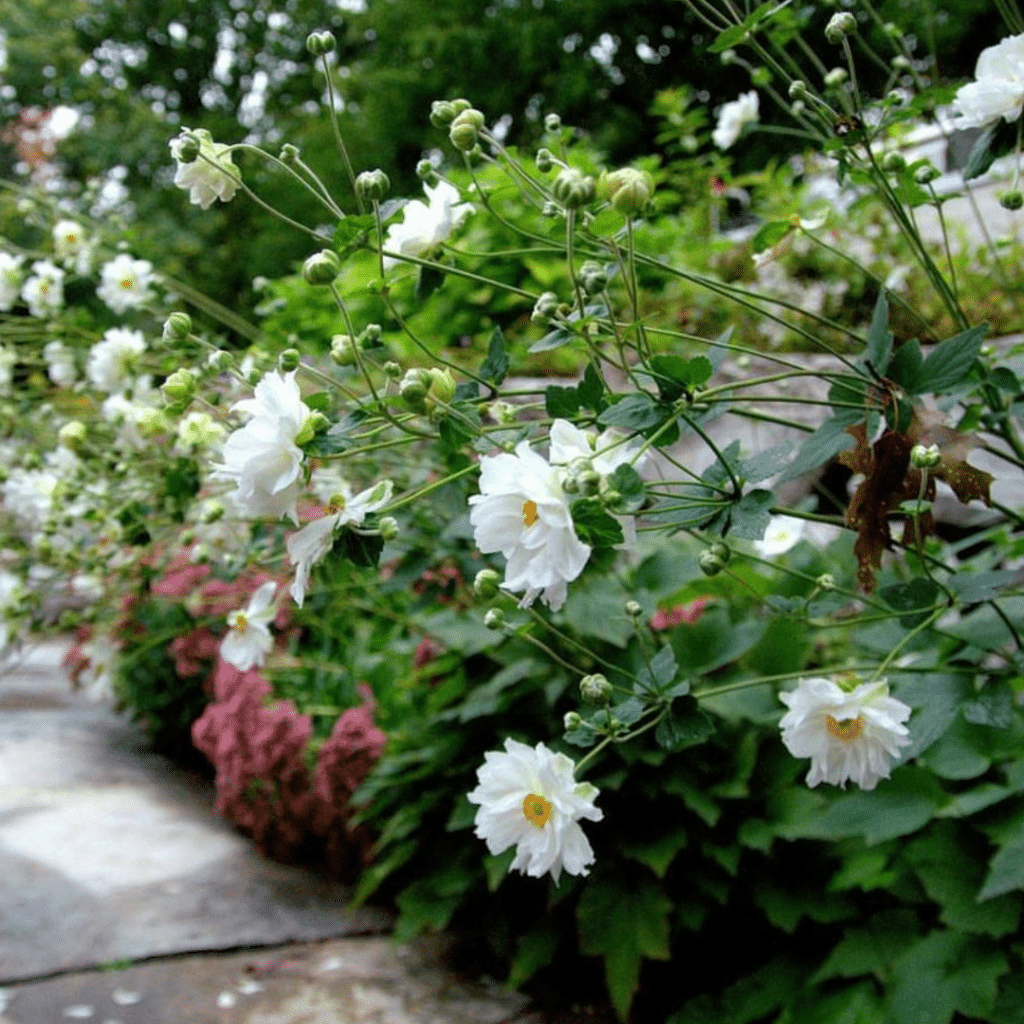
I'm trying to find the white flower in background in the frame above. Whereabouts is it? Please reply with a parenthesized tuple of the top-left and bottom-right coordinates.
(79, 636, 119, 702)
(174, 411, 226, 453)
(286, 479, 394, 606)
(382, 180, 474, 269)
(469, 427, 592, 611)
(215, 370, 312, 523)
(20, 260, 65, 318)
(954, 33, 1024, 129)
(467, 738, 603, 885)
(2, 467, 58, 528)
(548, 419, 646, 477)
(87, 327, 146, 393)
(712, 90, 760, 150)
(100, 379, 165, 449)
(52, 219, 92, 273)
(44, 340, 77, 388)
(96, 253, 156, 313)
(755, 515, 806, 557)
(0, 252, 22, 311)
(169, 127, 240, 209)
(0, 345, 15, 397)
(220, 581, 277, 671)
(779, 676, 912, 790)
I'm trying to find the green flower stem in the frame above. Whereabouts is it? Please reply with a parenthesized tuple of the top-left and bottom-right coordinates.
(573, 711, 666, 779)
(693, 665, 883, 700)
(925, 183, 960, 305)
(371, 199, 386, 282)
(385, 462, 479, 514)
(463, 157, 562, 250)
(677, 409, 742, 494)
(376, 247, 537, 299)
(159, 274, 264, 344)
(724, 406, 814, 433)
(565, 209, 587, 319)
(524, 605, 639, 684)
(871, 606, 946, 680)
(319, 53, 361, 212)
(230, 144, 345, 219)
(841, 38, 864, 119)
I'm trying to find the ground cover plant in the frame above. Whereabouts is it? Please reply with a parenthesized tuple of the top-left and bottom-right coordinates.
(4, 1, 1024, 1021)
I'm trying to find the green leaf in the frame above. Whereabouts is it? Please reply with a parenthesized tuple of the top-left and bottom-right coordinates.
(887, 338, 923, 392)
(780, 417, 857, 480)
(606, 463, 646, 512)
(394, 857, 476, 941)
(915, 323, 987, 395)
(655, 696, 715, 752)
(947, 570, 1019, 603)
(668, 955, 807, 1024)
(483, 848, 516, 892)
(621, 829, 689, 878)
(577, 870, 672, 1022)
(728, 488, 774, 540)
(578, 361, 607, 412)
(812, 909, 920, 983)
(598, 391, 666, 430)
(333, 212, 377, 250)
(964, 122, 998, 181)
(707, 0, 795, 51)
(570, 498, 624, 547)
(739, 442, 793, 483)
(866, 289, 894, 374)
(479, 326, 509, 386)
(637, 644, 679, 694)
(879, 578, 942, 627)
(416, 263, 446, 301)
(991, 366, 1022, 394)
(507, 917, 560, 987)
(545, 383, 581, 418)
(647, 354, 713, 401)
(980, 816, 1024, 900)
(751, 219, 794, 254)
(963, 682, 1017, 729)
(561, 575, 635, 647)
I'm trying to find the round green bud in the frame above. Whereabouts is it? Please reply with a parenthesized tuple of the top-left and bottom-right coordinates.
(816, 573, 836, 591)
(206, 349, 233, 373)
(331, 334, 357, 366)
(824, 67, 848, 88)
(825, 12, 857, 43)
(303, 249, 341, 286)
(306, 31, 336, 56)
(449, 109, 485, 152)
(624, 599, 642, 618)
(360, 323, 383, 347)
(58, 420, 87, 449)
(473, 568, 502, 600)
(720, 49, 737, 65)
(162, 311, 192, 342)
(542, 201, 560, 218)
(137, 408, 170, 437)
(484, 608, 506, 630)
(531, 290, 560, 324)
(580, 673, 613, 703)
(416, 159, 439, 185)
(883, 21, 901, 36)
(174, 132, 201, 164)
(750, 67, 772, 87)
(279, 143, 300, 164)
(278, 348, 301, 372)
(700, 549, 726, 576)
(383, 360, 401, 379)
(892, 54, 911, 71)
(598, 167, 654, 218)
(579, 261, 609, 296)
(379, 516, 399, 542)
(355, 168, 390, 202)
(544, 112, 562, 132)
(552, 167, 595, 208)
(488, 400, 517, 425)
(999, 190, 1024, 211)
(910, 443, 941, 468)
(426, 367, 457, 407)
(789, 80, 809, 100)
(430, 100, 457, 128)
(563, 711, 584, 731)
(914, 163, 941, 184)
(791, 100, 806, 116)
(709, 540, 731, 565)
(535, 148, 555, 173)
(881, 151, 906, 173)
(399, 367, 432, 410)
(161, 368, 198, 404)
(307, 410, 331, 435)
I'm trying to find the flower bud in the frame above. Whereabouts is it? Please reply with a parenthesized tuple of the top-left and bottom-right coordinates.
(892, 54, 911, 71)
(426, 367, 457, 407)
(544, 113, 562, 132)
(58, 420, 87, 449)
(789, 80, 809, 100)
(399, 367, 432, 410)
(720, 49, 737, 65)
(137, 407, 170, 437)
(624, 599, 642, 618)
(700, 549, 726, 576)
(161, 368, 198, 404)
(914, 163, 941, 184)
(563, 711, 584, 731)
(542, 201, 560, 218)
(709, 540, 731, 565)
(303, 249, 341, 285)
(552, 167, 595, 208)
(278, 348, 301, 372)
(360, 323, 383, 347)
(306, 30, 336, 56)
(355, 168, 390, 203)
(430, 100, 458, 128)
(883, 21, 901, 36)
(174, 132, 201, 164)
(279, 143, 300, 164)
(484, 607, 506, 630)
(331, 334, 356, 366)
(824, 67, 848, 88)
(881, 151, 906, 173)
(201, 500, 226, 524)
(474, 568, 502, 600)
(379, 516, 399, 542)
(383, 360, 401, 379)
(825, 12, 857, 43)
(750, 67, 772, 87)
(579, 261, 609, 296)
(531, 291, 560, 324)
(162, 311, 192, 341)
(488, 399, 517, 425)
(449, 108, 486, 152)
(535, 148, 555, 173)
(580, 673, 612, 703)
(910, 443, 941, 468)
(598, 167, 654, 218)
(206, 349, 233, 373)
(999, 190, 1024, 211)
(308, 410, 331, 434)
(791, 100, 806, 116)
(816, 573, 836, 591)
(416, 159, 439, 185)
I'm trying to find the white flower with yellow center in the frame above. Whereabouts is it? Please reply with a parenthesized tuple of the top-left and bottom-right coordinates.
(87, 327, 146, 393)
(169, 128, 241, 209)
(382, 180, 474, 270)
(21, 260, 65, 318)
(214, 370, 312, 523)
(0, 252, 22, 311)
(779, 676, 912, 790)
(954, 33, 1024, 129)
(97, 253, 156, 313)
(52, 220, 92, 273)
(220, 581, 277, 672)
(469, 427, 591, 611)
(755, 514, 805, 557)
(286, 479, 394, 606)
(712, 90, 759, 150)
(467, 738, 603, 885)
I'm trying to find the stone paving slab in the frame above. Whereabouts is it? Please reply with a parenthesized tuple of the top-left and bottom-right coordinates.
(0, 640, 393, 983)
(0, 935, 540, 1024)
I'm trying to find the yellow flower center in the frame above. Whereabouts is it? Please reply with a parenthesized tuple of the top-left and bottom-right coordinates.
(65, 233, 77, 245)
(233, 613, 248, 635)
(522, 793, 552, 828)
(825, 714, 864, 741)
(522, 500, 538, 528)
(120, 277, 134, 291)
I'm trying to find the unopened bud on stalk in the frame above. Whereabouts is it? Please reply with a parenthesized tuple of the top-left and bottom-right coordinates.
(58, 420, 87, 449)
(700, 549, 726, 576)
(206, 349, 233, 373)
(426, 367, 457, 407)
(531, 291, 560, 324)
(162, 311, 192, 341)
(544, 112, 562, 132)
(416, 159, 439, 185)
(361, 323, 383, 347)
(488, 399, 517, 425)
(474, 568, 502, 600)
(279, 143, 300, 164)
(379, 516, 399, 542)
(750, 66, 772, 87)
(278, 348, 301, 372)
(331, 334, 357, 366)
(563, 711, 584, 731)
(535, 148, 555, 173)
(624, 599, 642, 619)
(881, 151, 906, 172)
(174, 132, 201, 164)
(303, 249, 341, 285)
(825, 12, 857, 43)
(598, 167, 654, 218)
(892, 54, 911, 71)
(484, 608, 506, 630)
(816, 573, 836, 591)
(914, 163, 941, 184)
(383, 360, 401, 379)
(791, 100, 806, 115)
(552, 167, 595, 208)
(999, 190, 1024, 211)
(429, 98, 470, 128)
(580, 673, 612, 703)
(449, 108, 485, 152)
(910, 443, 941, 468)
(306, 31, 336, 56)
(399, 367, 432, 410)
(161, 368, 198, 404)
(789, 80, 809, 100)
(355, 168, 390, 202)
(720, 49, 737, 65)
(579, 261, 608, 296)
(824, 67, 848, 88)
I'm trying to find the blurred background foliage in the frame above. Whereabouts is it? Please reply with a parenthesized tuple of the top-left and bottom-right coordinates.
(0, 0, 1004, 320)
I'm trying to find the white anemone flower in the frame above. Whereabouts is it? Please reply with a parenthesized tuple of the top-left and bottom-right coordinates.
(468, 738, 603, 885)
(52, 220, 92, 273)
(44, 340, 77, 388)
(779, 676, 912, 790)
(469, 429, 592, 611)
(712, 90, 760, 150)
(215, 370, 312, 523)
(382, 180, 474, 270)
(21, 260, 65, 318)
(548, 419, 646, 477)
(286, 479, 394, 607)
(755, 515, 806, 557)
(954, 33, 1024, 129)
(96, 253, 156, 313)
(0, 252, 22, 311)
(220, 581, 277, 671)
(87, 327, 146, 393)
(169, 127, 241, 209)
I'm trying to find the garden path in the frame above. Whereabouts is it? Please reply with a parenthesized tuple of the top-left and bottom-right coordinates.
(0, 640, 545, 1024)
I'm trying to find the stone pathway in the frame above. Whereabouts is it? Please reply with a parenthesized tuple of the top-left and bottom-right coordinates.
(0, 640, 569, 1024)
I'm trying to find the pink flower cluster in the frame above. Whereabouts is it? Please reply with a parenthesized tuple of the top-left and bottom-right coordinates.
(192, 659, 386, 876)
(649, 597, 711, 632)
